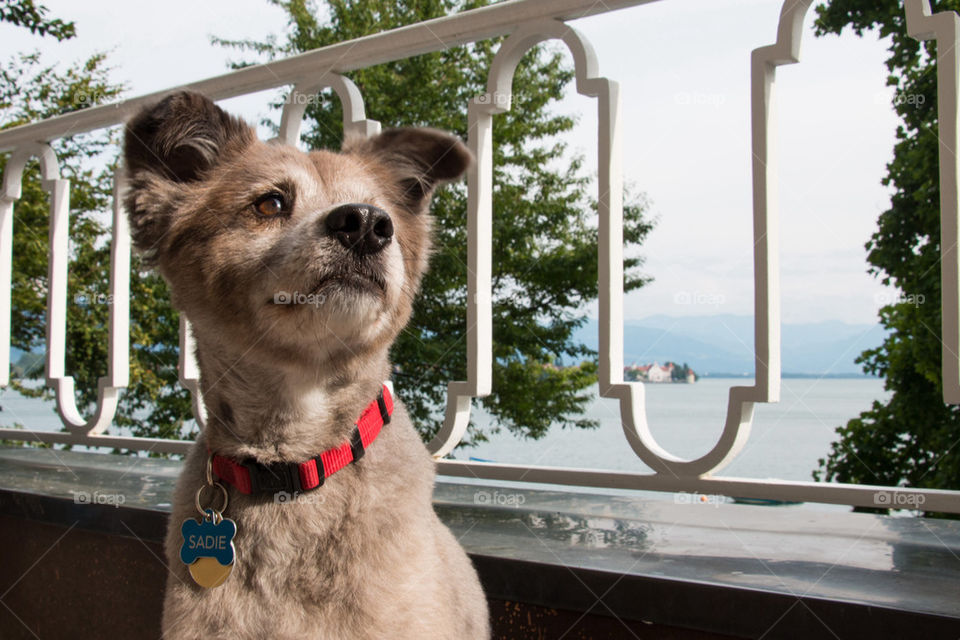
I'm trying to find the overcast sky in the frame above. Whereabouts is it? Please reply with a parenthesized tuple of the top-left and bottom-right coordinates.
(1, 0, 905, 325)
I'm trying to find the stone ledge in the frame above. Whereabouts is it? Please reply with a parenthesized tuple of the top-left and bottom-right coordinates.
(1, 446, 959, 639)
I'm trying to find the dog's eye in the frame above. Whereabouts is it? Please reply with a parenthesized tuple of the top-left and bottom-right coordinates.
(253, 193, 286, 218)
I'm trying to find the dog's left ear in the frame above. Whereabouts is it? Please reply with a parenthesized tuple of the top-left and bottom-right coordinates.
(345, 128, 471, 211)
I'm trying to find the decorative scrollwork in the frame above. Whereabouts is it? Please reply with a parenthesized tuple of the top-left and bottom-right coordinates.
(0, 146, 129, 435)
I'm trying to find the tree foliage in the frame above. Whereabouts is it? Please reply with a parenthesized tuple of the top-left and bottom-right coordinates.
(217, 0, 653, 445)
(0, 0, 74, 41)
(813, 1, 960, 506)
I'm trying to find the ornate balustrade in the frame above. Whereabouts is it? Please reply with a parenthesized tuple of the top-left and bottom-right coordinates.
(1, 0, 958, 512)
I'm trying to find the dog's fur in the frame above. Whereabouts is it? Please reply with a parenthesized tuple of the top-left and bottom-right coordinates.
(123, 91, 488, 639)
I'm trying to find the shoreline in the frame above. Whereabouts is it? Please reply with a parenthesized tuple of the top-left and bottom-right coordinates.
(698, 373, 878, 380)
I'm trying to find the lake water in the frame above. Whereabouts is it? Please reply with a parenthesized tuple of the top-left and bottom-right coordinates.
(0, 378, 888, 483)
(459, 377, 889, 482)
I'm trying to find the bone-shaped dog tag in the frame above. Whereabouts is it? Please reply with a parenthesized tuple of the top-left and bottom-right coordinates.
(180, 509, 237, 588)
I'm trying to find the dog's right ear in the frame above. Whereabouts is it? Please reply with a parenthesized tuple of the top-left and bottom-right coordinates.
(343, 128, 471, 213)
(123, 91, 254, 258)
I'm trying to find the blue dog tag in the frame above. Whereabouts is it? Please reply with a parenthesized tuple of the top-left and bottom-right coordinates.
(180, 509, 237, 588)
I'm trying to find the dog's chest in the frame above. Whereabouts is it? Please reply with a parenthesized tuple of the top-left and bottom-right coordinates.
(227, 484, 391, 596)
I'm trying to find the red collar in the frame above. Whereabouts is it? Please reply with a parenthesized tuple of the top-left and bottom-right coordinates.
(210, 385, 393, 496)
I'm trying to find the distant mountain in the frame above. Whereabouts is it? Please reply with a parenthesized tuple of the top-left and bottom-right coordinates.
(573, 315, 886, 376)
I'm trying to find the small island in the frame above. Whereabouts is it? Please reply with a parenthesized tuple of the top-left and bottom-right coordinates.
(624, 362, 697, 383)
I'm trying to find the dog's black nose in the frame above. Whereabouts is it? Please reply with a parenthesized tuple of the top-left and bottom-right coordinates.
(325, 203, 394, 255)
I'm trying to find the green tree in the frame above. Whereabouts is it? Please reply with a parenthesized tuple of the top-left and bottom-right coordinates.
(0, 0, 74, 40)
(670, 362, 693, 382)
(813, 1, 960, 507)
(2, 53, 194, 447)
(217, 0, 652, 445)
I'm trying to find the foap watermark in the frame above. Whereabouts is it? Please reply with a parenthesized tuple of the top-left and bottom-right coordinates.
(473, 91, 512, 109)
(273, 290, 327, 307)
(874, 491, 926, 509)
(474, 490, 526, 507)
(72, 490, 126, 508)
(874, 291, 925, 307)
(674, 91, 726, 108)
(72, 89, 111, 110)
(273, 490, 327, 505)
(673, 290, 726, 307)
(285, 91, 332, 107)
(674, 492, 725, 507)
(74, 290, 116, 306)
(875, 90, 926, 108)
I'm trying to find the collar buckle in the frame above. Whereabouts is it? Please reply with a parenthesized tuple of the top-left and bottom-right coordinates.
(245, 460, 302, 495)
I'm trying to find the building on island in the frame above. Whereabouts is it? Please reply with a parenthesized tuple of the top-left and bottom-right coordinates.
(624, 361, 696, 383)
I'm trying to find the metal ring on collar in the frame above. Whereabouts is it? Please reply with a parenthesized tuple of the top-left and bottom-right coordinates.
(195, 482, 229, 520)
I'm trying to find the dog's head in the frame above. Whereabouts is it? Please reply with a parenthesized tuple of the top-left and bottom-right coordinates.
(123, 91, 469, 367)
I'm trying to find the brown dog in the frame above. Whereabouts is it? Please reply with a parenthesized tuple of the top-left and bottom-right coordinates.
(123, 91, 488, 639)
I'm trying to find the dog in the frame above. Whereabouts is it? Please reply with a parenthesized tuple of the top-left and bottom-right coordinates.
(123, 91, 489, 639)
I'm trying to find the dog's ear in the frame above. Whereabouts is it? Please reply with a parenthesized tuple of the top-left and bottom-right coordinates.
(124, 91, 254, 183)
(123, 91, 255, 257)
(345, 128, 471, 211)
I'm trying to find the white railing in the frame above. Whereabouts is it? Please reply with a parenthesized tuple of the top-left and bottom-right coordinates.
(1, 0, 958, 513)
